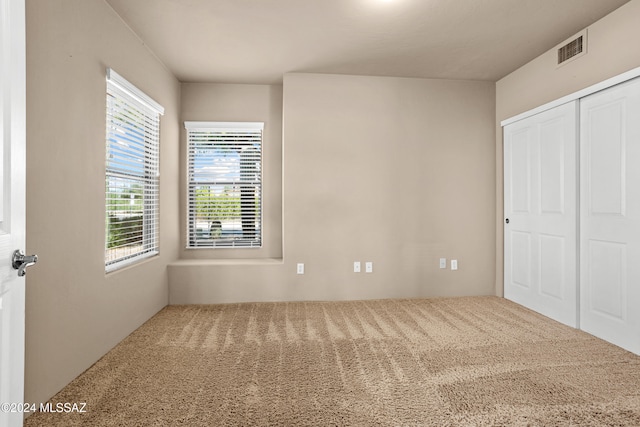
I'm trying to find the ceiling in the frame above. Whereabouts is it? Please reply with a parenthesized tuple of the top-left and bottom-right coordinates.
(106, 0, 630, 85)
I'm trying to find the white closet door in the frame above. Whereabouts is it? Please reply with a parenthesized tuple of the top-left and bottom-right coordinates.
(580, 77, 640, 354)
(504, 101, 578, 327)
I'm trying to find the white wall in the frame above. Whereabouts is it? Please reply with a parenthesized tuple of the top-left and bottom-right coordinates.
(495, 0, 640, 296)
(169, 73, 496, 303)
(25, 0, 180, 405)
(180, 83, 283, 260)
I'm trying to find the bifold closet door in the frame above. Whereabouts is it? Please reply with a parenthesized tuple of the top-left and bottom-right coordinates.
(580, 77, 640, 354)
(504, 101, 578, 327)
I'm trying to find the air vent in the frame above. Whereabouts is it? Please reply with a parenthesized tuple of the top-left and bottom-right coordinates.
(557, 30, 587, 66)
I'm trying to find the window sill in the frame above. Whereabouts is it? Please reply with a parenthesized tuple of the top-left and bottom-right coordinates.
(106, 251, 159, 274)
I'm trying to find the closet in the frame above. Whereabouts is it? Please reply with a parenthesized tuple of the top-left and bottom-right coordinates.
(504, 74, 640, 355)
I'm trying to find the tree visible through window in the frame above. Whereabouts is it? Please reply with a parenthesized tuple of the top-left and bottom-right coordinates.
(185, 122, 263, 248)
(105, 69, 164, 271)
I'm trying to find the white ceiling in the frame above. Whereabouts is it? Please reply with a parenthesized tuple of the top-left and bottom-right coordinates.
(106, 0, 630, 84)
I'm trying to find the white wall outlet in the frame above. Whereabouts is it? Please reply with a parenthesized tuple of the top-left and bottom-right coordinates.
(365, 262, 373, 273)
(297, 263, 305, 274)
(354, 261, 361, 273)
(439, 258, 447, 269)
(451, 260, 458, 271)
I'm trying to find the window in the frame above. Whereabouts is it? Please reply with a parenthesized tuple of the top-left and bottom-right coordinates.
(105, 69, 164, 271)
(185, 122, 263, 248)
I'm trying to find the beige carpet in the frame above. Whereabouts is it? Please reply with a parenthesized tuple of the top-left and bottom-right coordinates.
(24, 296, 640, 426)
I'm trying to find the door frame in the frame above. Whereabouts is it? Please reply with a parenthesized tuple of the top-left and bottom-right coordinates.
(0, 0, 27, 426)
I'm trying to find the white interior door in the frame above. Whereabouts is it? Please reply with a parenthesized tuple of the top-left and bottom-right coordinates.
(504, 101, 578, 327)
(0, 0, 27, 426)
(580, 76, 640, 354)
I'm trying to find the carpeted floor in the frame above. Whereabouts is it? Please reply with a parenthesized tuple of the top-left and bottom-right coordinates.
(24, 296, 640, 426)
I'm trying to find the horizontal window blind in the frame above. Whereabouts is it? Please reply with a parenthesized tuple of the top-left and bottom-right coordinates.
(106, 69, 164, 271)
(186, 122, 263, 248)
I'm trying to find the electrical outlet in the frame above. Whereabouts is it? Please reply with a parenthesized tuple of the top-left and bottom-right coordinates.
(439, 258, 447, 269)
(354, 261, 361, 273)
(451, 260, 458, 271)
(297, 263, 305, 274)
(365, 262, 373, 273)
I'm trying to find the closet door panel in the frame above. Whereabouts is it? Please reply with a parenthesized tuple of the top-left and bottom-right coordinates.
(504, 101, 578, 327)
(510, 231, 532, 289)
(587, 240, 626, 320)
(510, 127, 532, 214)
(580, 76, 640, 354)
(588, 101, 625, 216)
(540, 118, 566, 214)
(539, 234, 565, 300)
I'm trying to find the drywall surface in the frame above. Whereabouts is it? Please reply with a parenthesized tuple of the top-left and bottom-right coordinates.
(169, 73, 495, 303)
(180, 83, 283, 259)
(25, 0, 180, 406)
(495, 0, 640, 296)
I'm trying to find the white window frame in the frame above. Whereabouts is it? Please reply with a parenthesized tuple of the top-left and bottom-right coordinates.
(185, 121, 264, 249)
(105, 68, 164, 272)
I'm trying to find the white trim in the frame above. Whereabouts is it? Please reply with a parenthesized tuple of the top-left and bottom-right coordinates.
(185, 122, 263, 249)
(184, 121, 264, 131)
(501, 65, 640, 127)
(106, 68, 164, 115)
(106, 250, 158, 273)
(105, 74, 161, 271)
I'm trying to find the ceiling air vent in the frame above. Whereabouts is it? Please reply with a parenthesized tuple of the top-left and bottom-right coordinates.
(557, 30, 587, 66)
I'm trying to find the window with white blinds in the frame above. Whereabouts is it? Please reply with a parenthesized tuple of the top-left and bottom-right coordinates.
(105, 69, 164, 272)
(186, 122, 263, 248)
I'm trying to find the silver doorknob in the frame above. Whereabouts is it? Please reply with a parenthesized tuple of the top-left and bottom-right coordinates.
(12, 249, 38, 277)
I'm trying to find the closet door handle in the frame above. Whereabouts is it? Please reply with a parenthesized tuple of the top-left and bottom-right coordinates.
(505, 218, 510, 224)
